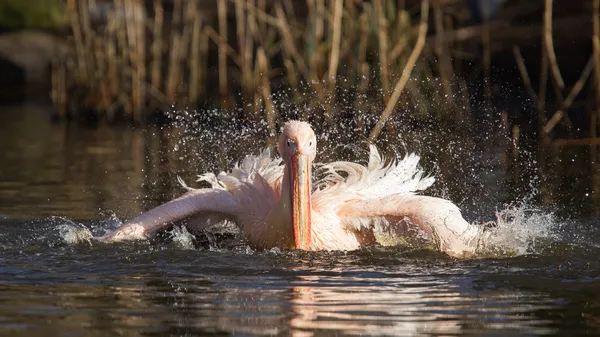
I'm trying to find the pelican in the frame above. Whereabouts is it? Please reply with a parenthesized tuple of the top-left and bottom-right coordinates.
(98, 121, 481, 257)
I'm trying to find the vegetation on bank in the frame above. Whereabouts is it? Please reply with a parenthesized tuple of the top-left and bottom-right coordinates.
(52, 0, 473, 137)
(50, 0, 600, 141)
(0, 0, 68, 29)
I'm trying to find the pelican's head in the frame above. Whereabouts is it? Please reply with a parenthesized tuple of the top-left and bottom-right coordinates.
(278, 120, 317, 162)
(278, 121, 316, 250)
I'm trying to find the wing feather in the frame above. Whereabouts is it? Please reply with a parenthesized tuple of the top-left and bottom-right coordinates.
(337, 195, 481, 257)
(99, 149, 284, 242)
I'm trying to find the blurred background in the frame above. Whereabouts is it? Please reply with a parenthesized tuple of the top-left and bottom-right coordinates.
(0, 0, 598, 221)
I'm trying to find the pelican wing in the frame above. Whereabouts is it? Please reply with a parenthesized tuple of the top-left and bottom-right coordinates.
(98, 188, 242, 242)
(99, 149, 284, 242)
(313, 144, 434, 199)
(336, 195, 481, 257)
(313, 144, 480, 257)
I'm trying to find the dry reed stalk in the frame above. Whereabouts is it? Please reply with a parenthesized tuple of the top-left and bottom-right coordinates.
(257, 48, 276, 130)
(123, 0, 138, 119)
(543, 56, 595, 134)
(247, 0, 261, 110)
(305, 0, 317, 75)
(235, 0, 254, 113)
(284, 59, 299, 91)
(308, 0, 326, 82)
(79, 0, 96, 90)
(166, 34, 182, 101)
(66, 0, 88, 82)
(104, 12, 119, 120)
(315, 0, 325, 49)
(189, 1, 201, 104)
(127, 0, 146, 122)
(594, 0, 600, 137)
(258, 0, 267, 39)
(512, 46, 538, 102)
(84, 1, 99, 86)
(374, 0, 390, 103)
(104, 11, 119, 100)
(234, 0, 246, 87)
(325, 0, 343, 121)
(553, 137, 600, 146)
(541, 0, 571, 129)
(238, 0, 281, 36)
(539, 0, 574, 130)
(105, 44, 118, 119)
(355, 8, 370, 111)
(166, 0, 182, 101)
(543, 0, 564, 89)
(327, 0, 343, 87)
(150, 0, 164, 98)
(137, 0, 146, 121)
(369, 0, 430, 141)
(114, 0, 131, 114)
(202, 26, 241, 66)
(178, 2, 193, 102)
(199, 26, 209, 97)
(357, 11, 369, 66)
(274, 4, 318, 94)
(341, 0, 359, 64)
(217, 0, 229, 104)
(283, 0, 298, 29)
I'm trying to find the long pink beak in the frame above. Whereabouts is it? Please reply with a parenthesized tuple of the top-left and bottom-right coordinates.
(289, 154, 312, 250)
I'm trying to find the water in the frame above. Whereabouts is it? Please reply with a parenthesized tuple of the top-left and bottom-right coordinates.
(1, 101, 600, 336)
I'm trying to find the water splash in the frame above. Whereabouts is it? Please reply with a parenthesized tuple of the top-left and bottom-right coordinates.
(476, 202, 558, 257)
(168, 226, 196, 250)
(55, 218, 94, 245)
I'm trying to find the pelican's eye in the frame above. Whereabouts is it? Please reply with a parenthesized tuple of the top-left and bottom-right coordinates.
(287, 139, 292, 147)
(309, 140, 313, 147)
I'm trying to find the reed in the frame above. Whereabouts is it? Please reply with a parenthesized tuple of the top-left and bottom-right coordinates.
(53, 0, 460, 128)
(52, 0, 600, 142)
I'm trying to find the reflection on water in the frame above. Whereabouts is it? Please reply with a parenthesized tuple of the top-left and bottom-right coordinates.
(1, 228, 599, 336)
(1, 101, 600, 336)
(0, 102, 186, 220)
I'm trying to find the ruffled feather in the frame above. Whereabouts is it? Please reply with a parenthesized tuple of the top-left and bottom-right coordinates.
(313, 144, 434, 201)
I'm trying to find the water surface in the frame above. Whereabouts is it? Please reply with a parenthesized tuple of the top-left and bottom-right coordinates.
(0, 101, 599, 336)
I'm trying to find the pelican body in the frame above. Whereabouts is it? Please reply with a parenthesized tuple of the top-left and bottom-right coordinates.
(99, 121, 480, 257)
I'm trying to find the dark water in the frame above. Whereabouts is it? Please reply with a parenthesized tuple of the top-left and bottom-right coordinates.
(1, 101, 600, 336)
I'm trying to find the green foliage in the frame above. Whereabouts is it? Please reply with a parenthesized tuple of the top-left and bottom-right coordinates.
(0, 0, 68, 29)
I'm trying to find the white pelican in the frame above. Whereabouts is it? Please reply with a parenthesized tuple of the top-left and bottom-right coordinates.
(98, 121, 481, 257)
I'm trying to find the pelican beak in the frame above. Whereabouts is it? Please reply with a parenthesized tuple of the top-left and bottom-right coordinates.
(290, 153, 312, 250)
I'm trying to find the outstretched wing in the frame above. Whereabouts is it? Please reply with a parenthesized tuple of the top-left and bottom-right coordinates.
(98, 149, 284, 242)
(314, 144, 480, 257)
(97, 188, 242, 242)
(336, 195, 481, 257)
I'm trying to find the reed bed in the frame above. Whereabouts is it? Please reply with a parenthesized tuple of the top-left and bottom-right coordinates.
(52, 0, 600, 141)
(52, 0, 469, 132)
